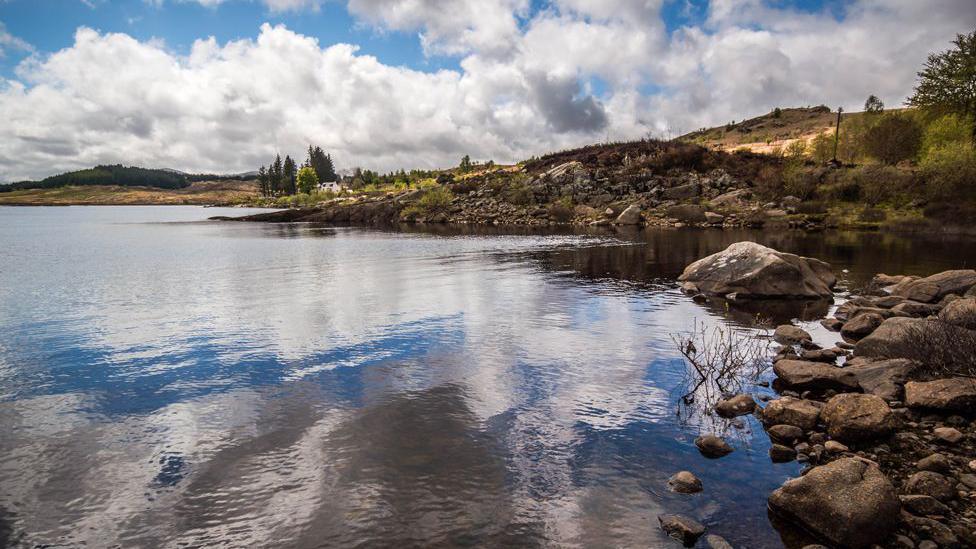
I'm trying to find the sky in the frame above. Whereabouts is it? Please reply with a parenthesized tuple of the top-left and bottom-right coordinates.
(0, 0, 973, 181)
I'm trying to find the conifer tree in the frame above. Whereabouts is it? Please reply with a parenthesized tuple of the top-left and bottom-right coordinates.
(283, 155, 297, 195)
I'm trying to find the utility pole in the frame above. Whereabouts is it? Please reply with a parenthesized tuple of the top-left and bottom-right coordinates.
(832, 107, 843, 163)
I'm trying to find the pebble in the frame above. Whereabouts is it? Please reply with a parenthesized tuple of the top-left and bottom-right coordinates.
(933, 426, 964, 444)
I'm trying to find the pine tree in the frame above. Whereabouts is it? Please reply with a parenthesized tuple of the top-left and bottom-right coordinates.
(271, 154, 283, 196)
(258, 166, 269, 197)
(306, 145, 338, 183)
(283, 155, 297, 195)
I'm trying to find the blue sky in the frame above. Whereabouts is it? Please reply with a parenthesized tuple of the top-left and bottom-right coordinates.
(0, 0, 971, 180)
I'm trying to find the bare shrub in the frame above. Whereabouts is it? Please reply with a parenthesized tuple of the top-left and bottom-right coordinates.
(895, 320, 976, 378)
(671, 320, 773, 404)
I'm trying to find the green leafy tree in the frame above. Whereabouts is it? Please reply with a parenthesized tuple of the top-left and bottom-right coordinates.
(864, 114, 923, 164)
(908, 31, 976, 137)
(864, 95, 885, 113)
(459, 155, 472, 173)
(296, 166, 319, 195)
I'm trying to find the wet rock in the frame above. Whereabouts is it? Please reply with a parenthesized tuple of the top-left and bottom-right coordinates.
(820, 318, 844, 331)
(900, 494, 950, 516)
(904, 471, 955, 502)
(704, 534, 733, 549)
(892, 269, 976, 303)
(917, 453, 951, 474)
(841, 312, 885, 339)
(658, 514, 706, 546)
(904, 378, 976, 412)
(714, 394, 755, 418)
(845, 358, 918, 402)
(938, 298, 976, 329)
(668, 471, 703, 494)
(873, 273, 909, 287)
(768, 457, 900, 548)
(770, 444, 797, 462)
(762, 398, 822, 430)
(772, 359, 859, 392)
(704, 212, 725, 225)
(774, 325, 812, 344)
(767, 424, 805, 444)
(933, 426, 964, 444)
(820, 393, 896, 443)
(613, 204, 642, 225)
(695, 435, 734, 458)
(678, 242, 836, 299)
(799, 348, 838, 363)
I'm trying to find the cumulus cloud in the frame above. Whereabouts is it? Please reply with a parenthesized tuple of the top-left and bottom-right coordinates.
(0, 0, 974, 181)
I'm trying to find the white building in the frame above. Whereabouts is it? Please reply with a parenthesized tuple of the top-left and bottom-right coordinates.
(317, 180, 343, 193)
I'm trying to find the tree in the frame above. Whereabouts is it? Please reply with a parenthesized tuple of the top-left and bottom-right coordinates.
(306, 145, 337, 182)
(283, 155, 297, 195)
(907, 31, 976, 136)
(864, 113, 923, 165)
(810, 132, 834, 164)
(271, 154, 283, 196)
(864, 95, 884, 113)
(297, 166, 319, 194)
(459, 155, 472, 172)
(258, 166, 269, 197)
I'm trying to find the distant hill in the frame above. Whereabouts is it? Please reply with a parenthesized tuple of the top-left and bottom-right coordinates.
(1, 164, 258, 193)
(679, 106, 903, 154)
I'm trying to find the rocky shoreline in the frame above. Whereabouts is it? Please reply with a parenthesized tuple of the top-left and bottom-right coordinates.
(666, 243, 976, 548)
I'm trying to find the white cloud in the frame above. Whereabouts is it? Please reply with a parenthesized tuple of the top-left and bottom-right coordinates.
(0, 1, 974, 181)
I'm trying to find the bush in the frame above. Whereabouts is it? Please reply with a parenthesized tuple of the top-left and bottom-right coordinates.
(824, 165, 915, 206)
(504, 180, 534, 205)
(920, 142, 976, 200)
(782, 163, 818, 199)
(785, 140, 807, 159)
(754, 165, 784, 199)
(810, 132, 834, 164)
(858, 207, 887, 222)
(864, 113, 922, 165)
(921, 113, 974, 156)
(547, 197, 575, 223)
(403, 185, 453, 219)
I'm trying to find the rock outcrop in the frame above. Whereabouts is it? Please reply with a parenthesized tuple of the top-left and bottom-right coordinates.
(678, 242, 836, 299)
(768, 458, 901, 548)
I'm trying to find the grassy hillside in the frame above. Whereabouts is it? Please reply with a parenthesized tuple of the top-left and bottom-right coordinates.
(0, 180, 259, 206)
(680, 106, 903, 154)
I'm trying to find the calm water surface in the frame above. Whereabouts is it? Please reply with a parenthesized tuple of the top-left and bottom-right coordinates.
(1, 206, 975, 548)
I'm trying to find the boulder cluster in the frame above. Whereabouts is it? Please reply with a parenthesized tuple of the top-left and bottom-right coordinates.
(661, 244, 976, 548)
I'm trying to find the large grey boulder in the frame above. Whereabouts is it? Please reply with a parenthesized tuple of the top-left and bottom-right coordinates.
(773, 359, 859, 391)
(768, 457, 901, 548)
(678, 242, 836, 299)
(761, 397, 822, 430)
(613, 204, 642, 225)
(820, 394, 896, 443)
(845, 358, 918, 401)
(892, 269, 976, 303)
(904, 378, 976, 412)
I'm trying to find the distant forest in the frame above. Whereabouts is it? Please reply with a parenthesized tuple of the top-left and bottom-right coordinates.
(0, 165, 257, 193)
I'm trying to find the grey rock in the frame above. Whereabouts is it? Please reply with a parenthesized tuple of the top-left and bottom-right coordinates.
(658, 514, 706, 545)
(820, 393, 896, 443)
(613, 204, 642, 225)
(678, 242, 836, 299)
(695, 435, 734, 458)
(845, 358, 918, 402)
(705, 534, 733, 549)
(768, 457, 900, 548)
(761, 397, 822, 430)
(904, 471, 955, 502)
(772, 359, 859, 392)
(892, 269, 976, 303)
(774, 325, 812, 344)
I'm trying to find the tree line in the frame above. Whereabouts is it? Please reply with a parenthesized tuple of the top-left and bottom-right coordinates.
(258, 145, 338, 197)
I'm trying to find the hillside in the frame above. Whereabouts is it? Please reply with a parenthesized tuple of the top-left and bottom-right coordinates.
(1, 164, 259, 194)
(0, 180, 259, 206)
(680, 106, 899, 154)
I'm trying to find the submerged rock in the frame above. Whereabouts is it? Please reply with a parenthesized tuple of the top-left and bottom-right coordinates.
(714, 394, 756, 417)
(658, 514, 706, 546)
(668, 471, 703, 494)
(768, 457, 900, 548)
(678, 242, 836, 299)
(695, 435, 734, 458)
(820, 394, 896, 443)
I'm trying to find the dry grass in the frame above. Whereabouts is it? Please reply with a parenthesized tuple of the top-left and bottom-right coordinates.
(0, 181, 259, 206)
